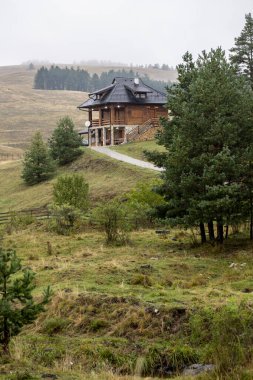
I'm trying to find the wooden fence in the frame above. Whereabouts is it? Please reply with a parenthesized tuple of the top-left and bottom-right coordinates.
(0, 207, 51, 224)
(0, 153, 24, 161)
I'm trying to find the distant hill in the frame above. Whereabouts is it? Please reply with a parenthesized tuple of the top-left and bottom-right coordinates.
(0, 64, 177, 151)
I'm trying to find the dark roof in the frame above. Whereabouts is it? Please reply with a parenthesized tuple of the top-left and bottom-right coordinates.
(78, 77, 166, 109)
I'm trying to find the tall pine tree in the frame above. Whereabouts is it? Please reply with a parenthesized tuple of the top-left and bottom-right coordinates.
(22, 132, 56, 185)
(230, 13, 253, 89)
(147, 49, 253, 243)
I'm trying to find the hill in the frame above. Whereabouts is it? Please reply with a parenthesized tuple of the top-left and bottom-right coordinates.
(0, 149, 157, 212)
(0, 64, 176, 153)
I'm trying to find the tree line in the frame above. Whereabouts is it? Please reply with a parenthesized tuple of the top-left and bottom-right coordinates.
(147, 13, 253, 244)
(34, 67, 169, 93)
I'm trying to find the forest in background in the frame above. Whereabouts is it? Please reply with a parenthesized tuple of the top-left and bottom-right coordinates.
(33, 66, 170, 93)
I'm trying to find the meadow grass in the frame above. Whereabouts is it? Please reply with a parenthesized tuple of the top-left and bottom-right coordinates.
(0, 224, 253, 379)
(0, 148, 157, 211)
(110, 141, 166, 162)
(0, 65, 175, 152)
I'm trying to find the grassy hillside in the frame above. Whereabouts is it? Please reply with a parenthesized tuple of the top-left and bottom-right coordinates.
(0, 65, 87, 150)
(0, 64, 175, 152)
(0, 222, 253, 379)
(0, 148, 157, 212)
(110, 141, 166, 162)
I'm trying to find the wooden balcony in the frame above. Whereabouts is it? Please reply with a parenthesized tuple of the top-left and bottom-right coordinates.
(90, 119, 125, 127)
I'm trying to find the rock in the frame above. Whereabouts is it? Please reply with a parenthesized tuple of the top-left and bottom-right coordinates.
(183, 363, 215, 376)
(64, 288, 72, 293)
(43, 266, 54, 270)
(229, 262, 237, 268)
(242, 288, 253, 293)
(140, 264, 153, 270)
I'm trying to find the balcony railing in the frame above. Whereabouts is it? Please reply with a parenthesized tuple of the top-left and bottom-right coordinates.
(114, 119, 125, 125)
(90, 119, 126, 128)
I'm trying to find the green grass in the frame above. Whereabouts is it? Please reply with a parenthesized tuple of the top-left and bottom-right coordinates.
(0, 223, 253, 378)
(110, 140, 166, 161)
(0, 148, 157, 212)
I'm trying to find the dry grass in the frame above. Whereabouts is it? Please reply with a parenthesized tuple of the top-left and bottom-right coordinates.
(0, 64, 176, 153)
(0, 65, 88, 150)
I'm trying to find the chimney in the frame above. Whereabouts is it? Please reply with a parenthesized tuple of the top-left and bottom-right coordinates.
(134, 78, 139, 85)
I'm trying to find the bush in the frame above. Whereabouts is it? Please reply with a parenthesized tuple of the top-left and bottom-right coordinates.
(50, 204, 81, 234)
(93, 201, 132, 244)
(51, 174, 89, 233)
(53, 173, 89, 211)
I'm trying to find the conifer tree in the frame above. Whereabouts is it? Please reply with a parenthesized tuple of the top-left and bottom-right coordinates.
(49, 117, 82, 165)
(0, 248, 52, 353)
(147, 49, 253, 243)
(22, 132, 56, 185)
(230, 13, 253, 88)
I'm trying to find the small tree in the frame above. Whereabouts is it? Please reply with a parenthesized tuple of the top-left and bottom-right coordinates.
(22, 132, 56, 185)
(49, 117, 83, 165)
(94, 201, 131, 244)
(52, 174, 89, 231)
(0, 248, 52, 353)
(53, 173, 89, 211)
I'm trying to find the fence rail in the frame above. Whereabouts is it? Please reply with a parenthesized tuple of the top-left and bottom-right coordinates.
(0, 207, 51, 224)
(0, 153, 24, 161)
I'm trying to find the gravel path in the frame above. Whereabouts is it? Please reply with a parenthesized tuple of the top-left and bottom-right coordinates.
(91, 146, 163, 172)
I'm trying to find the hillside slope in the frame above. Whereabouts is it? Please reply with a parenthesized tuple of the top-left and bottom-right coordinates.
(0, 149, 157, 212)
(0, 64, 175, 152)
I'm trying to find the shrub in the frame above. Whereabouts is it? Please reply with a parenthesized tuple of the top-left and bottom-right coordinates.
(50, 204, 81, 234)
(93, 201, 132, 244)
(53, 173, 89, 211)
(51, 174, 89, 233)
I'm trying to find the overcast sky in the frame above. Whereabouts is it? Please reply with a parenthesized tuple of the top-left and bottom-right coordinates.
(0, 0, 252, 67)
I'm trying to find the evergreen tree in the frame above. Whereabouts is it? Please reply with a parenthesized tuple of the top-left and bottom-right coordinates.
(0, 247, 52, 353)
(147, 49, 253, 243)
(230, 13, 253, 88)
(49, 117, 83, 165)
(22, 132, 56, 185)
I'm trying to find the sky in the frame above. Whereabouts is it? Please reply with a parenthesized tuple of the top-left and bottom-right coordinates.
(0, 0, 252, 67)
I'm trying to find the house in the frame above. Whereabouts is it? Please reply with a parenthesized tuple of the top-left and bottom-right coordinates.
(78, 77, 167, 146)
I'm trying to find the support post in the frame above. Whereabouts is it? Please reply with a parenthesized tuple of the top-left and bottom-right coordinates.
(111, 126, 114, 146)
(95, 129, 99, 147)
(102, 127, 106, 146)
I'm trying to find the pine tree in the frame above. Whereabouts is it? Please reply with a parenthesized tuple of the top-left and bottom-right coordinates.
(49, 117, 82, 165)
(0, 247, 52, 353)
(230, 13, 253, 88)
(147, 49, 253, 243)
(22, 132, 56, 185)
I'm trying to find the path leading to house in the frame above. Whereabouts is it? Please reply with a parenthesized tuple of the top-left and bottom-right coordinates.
(91, 146, 163, 172)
